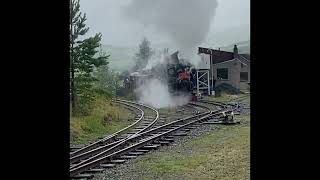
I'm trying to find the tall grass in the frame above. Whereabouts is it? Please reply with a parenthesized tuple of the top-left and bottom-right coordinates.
(70, 95, 134, 145)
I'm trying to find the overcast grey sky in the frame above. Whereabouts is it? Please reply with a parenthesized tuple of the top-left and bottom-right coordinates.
(80, 0, 250, 47)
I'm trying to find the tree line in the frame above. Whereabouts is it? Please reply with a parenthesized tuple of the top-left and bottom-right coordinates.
(70, 0, 120, 115)
(70, 0, 162, 116)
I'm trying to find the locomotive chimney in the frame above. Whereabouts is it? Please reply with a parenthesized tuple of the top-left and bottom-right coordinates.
(233, 45, 239, 59)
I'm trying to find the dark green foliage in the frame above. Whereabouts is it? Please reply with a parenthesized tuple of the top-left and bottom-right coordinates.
(93, 65, 120, 97)
(70, 0, 109, 115)
(214, 83, 243, 96)
(133, 37, 154, 71)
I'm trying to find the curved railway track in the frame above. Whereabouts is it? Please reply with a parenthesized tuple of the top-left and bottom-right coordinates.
(70, 99, 240, 179)
(70, 101, 145, 157)
(70, 100, 159, 167)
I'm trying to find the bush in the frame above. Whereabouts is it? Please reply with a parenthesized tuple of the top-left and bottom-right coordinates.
(214, 83, 243, 95)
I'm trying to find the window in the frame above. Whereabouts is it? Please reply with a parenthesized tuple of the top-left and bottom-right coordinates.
(240, 72, 248, 81)
(217, 68, 228, 80)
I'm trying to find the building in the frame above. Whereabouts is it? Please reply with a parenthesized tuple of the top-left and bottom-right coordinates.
(198, 45, 250, 91)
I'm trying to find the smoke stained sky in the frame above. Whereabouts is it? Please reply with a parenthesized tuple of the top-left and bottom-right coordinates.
(80, 0, 250, 47)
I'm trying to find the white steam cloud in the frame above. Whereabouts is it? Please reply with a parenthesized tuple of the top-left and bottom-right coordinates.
(124, 0, 218, 66)
(135, 78, 190, 108)
(144, 51, 167, 70)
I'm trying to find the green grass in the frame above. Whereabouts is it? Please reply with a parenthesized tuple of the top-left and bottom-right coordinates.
(133, 114, 250, 180)
(70, 96, 135, 145)
(206, 93, 250, 104)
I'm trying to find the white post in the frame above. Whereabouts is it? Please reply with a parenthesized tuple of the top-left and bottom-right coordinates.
(208, 70, 210, 95)
(196, 71, 199, 96)
(211, 51, 214, 92)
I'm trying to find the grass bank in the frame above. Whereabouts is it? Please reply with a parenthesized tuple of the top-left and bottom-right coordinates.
(70, 96, 135, 145)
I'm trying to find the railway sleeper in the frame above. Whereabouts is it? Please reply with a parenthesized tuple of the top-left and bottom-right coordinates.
(70, 164, 77, 169)
(170, 125, 182, 128)
(79, 158, 90, 163)
(149, 133, 165, 138)
(125, 132, 137, 135)
(127, 151, 144, 155)
(132, 129, 144, 132)
(153, 141, 170, 145)
(163, 135, 174, 138)
(181, 128, 191, 132)
(189, 125, 200, 128)
(142, 144, 160, 149)
(134, 127, 146, 130)
(70, 147, 82, 151)
(70, 149, 77, 153)
(144, 118, 157, 121)
(71, 173, 94, 179)
(155, 123, 165, 126)
(141, 121, 155, 124)
(138, 124, 150, 127)
(149, 127, 161, 131)
(120, 155, 138, 159)
(162, 127, 178, 131)
(110, 159, 126, 164)
(135, 149, 150, 153)
(100, 163, 116, 168)
(174, 130, 187, 134)
(184, 127, 195, 130)
(162, 138, 174, 142)
(85, 168, 104, 173)
(118, 135, 129, 139)
(140, 123, 152, 126)
(157, 141, 171, 145)
(202, 121, 220, 124)
(173, 132, 188, 136)
(153, 123, 165, 126)
(143, 116, 157, 119)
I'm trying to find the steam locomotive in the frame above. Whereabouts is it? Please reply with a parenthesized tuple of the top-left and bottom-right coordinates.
(167, 63, 192, 93)
(167, 51, 195, 94)
(124, 51, 196, 96)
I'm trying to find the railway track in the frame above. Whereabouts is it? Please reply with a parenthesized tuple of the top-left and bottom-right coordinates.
(70, 100, 159, 167)
(70, 101, 144, 155)
(226, 93, 250, 103)
(70, 99, 239, 179)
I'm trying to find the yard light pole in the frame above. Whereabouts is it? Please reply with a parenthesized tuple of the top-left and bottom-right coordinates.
(210, 49, 214, 94)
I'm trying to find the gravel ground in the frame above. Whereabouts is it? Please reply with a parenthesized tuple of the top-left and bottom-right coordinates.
(92, 107, 250, 180)
(93, 125, 220, 180)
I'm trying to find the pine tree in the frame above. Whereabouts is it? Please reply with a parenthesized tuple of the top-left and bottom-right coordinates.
(93, 65, 119, 97)
(70, 0, 109, 115)
(133, 37, 154, 71)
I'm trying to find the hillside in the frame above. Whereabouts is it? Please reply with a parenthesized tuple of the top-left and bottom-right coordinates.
(102, 44, 177, 72)
(102, 45, 137, 73)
